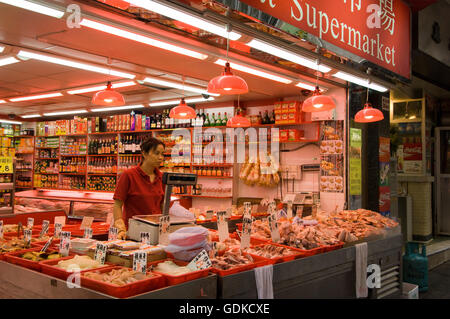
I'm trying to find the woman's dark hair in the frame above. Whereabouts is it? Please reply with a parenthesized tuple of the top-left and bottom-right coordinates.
(141, 136, 165, 154)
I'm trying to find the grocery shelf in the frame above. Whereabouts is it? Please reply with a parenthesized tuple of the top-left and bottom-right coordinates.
(15, 152, 34, 154)
(36, 147, 59, 149)
(34, 172, 59, 175)
(60, 154, 87, 157)
(60, 173, 86, 176)
(88, 154, 117, 157)
(88, 173, 117, 176)
(36, 158, 59, 160)
(0, 183, 14, 190)
(13, 136, 34, 138)
(118, 153, 142, 156)
(15, 169, 32, 172)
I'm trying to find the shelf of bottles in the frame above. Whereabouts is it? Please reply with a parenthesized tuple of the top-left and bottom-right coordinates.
(14, 135, 35, 189)
(155, 131, 191, 174)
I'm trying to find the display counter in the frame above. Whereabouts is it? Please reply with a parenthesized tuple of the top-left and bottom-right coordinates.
(0, 235, 402, 299)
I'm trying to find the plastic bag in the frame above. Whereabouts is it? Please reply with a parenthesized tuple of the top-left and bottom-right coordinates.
(169, 201, 195, 221)
(167, 226, 209, 247)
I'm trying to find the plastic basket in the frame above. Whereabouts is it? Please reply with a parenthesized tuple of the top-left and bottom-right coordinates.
(0, 242, 43, 261)
(286, 245, 324, 257)
(148, 259, 210, 286)
(244, 243, 306, 264)
(4, 247, 67, 272)
(210, 253, 270, 277)
(40, 255, 113, 280)
(80, 266, 165, 298)
(322, 242, 344, 253)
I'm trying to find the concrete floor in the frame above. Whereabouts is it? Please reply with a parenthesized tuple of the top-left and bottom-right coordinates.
(419, 260, 450, 299)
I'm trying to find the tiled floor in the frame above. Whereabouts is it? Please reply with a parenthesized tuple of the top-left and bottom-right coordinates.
(419, 261, 450, 299)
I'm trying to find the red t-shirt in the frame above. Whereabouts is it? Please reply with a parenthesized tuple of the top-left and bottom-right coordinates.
(113, 165, 164, 225)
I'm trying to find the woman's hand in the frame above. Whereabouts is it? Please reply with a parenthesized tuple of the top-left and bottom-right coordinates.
(114, 218, 127, 240)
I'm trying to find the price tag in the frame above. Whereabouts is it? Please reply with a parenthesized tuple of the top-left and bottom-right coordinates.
(94, 243, 108, 265)
(80, 216, 94, 230)
(108, 227, 118, 241)
(40, 237, 53, 253)
(54, 223, 63, 238)
(59, 231, 71, 257)
(24, 229, 32, 247)
(187, 250, 212, 271)
(240, 216, 252, 249)
(287, 201, 293, 219)
(0, 156, 13, 173)
(140, 232, 151, 245)
(27, 217, 34, 229)
(54, 216, 66, 226)
(133, 251, 148, 274)
(40, 220, 49, 238)
(217, 211, 229, 242)
(83, 227, 93, 239)
(205, 210, 214, 220)
(0, 221, 3, 239)
(158, 216, 170, 245)
(268, 214, 280, 243)
(243, 202, 252, 217)
(225, 207, 232, 219)
(105, 213, 114, 226)
(209, 242, 218, 259)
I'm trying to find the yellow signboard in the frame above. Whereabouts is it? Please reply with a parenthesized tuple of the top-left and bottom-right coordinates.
(0, 157, 13, 174)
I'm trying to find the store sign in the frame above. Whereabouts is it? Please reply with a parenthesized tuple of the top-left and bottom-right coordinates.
(133, 251, 148, 274)
(40, 220, 49, 238)
(217, 211, 230, 242)
(94, 243, 108, 265)
(159, 215, 170, 246)
(0, 157, 13, 173)
(187, 250, 212, 271)
(84, 228, 93, 239)
(379, 137, 391, 216)
(54, 223, 63, 238)
(59, 231, 71, 257)
(240, 0, 411, 78)
(108, 227, 118, 241)
(349, 128, 362, 196)
(140, 232, 151, 245)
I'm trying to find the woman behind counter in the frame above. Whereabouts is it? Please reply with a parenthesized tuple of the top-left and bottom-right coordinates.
(113, 136, 165, 239)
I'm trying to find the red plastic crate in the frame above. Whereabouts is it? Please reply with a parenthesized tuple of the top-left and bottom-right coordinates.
(148, 259, 210, 286)
(244, 243, 306, 264)
(322, 242, 344, 253)
(4, 247, 68, 272)
(0, 242, 43, 261)
(80, 266, 165, 298)
(40, 255, 113, 280)
(286, 244, 324, 256)
(210, 253, 270, 277)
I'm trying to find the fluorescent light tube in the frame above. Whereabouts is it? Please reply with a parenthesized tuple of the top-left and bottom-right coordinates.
(21, 114, 41, 118)
(0, 119, 22, 124)
(0, 0, 65, 18)
(0, 57, 19, 67)
(0, 46, 4, 53)
(44, 109, 88, 116)
(149, 96, 214, 107)
(17, 50, 136, 79)
(124, 0, 241, 40)
(9, 92, 63, 102)
(295, 82, 318, 91)
(143, 77, 219, 96)
(0, 100, 6, 104)
(214, 59, 292, 84)
(247, 39, 331, 73)
(80, 19, 208, 60)
(333, 71, 388, 92)
(91, 104, 145, 112)
(67, 81, 136, 95)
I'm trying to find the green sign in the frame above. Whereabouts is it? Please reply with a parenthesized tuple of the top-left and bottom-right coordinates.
(349, 128, 362, 196)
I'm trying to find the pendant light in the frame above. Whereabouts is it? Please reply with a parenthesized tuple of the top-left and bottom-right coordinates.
(169, 98, 196, 119)
(92, 81, 125, 106)
(208, 24, 248, 95)
(354, 88, 384, 123)
(227, 95, 250, 127)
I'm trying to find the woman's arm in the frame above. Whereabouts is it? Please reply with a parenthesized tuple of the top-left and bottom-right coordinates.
(113, 199, 127, 239)
(113, 199, 124, 221)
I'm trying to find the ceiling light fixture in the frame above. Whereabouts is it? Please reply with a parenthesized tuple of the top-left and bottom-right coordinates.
(333, 71, 388, 92)
(43, 110, 88, 116)
(354, 88, 384, 123)
(20, 114, 41, 119)
(214, 59, 292, 84)
(0, 0, 65, 18)
(143, 77, 217, 96)
(80, 19, 208, 60)
(0, 46, 5, 53)
(149, 96, 214, 107)
(0, 57, 20, 67)
(247, 39, 331, 73)
(67, 81, 135, 95)
(91, 104, 145, 112)
(9, 92, 63, 102)
(17, 50, 136, 79)
(0, 100, 6, 104)
(123, 0, 241, 40)
(92, 81, 126, 106)
(169, 98, 196, 119)
(296, 82, 321, 91)
(0, 119, 22, 125)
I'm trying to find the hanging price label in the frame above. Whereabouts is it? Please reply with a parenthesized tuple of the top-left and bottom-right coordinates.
(0, 221, 3, 239)
(94, 243, 108, 265)
(80, 216, 94, 230)
(217, 211, 229, 242)
(140, 232, 150, 245)
(40, 220, 49, 238)
(59, 231, 71, 257)
(27, 218, 34, 230)
(268, 214, 280, 243)
(83, 227, 93, 239)
(187, 249, 212, 271)
(133, 251, 148, 274)
(40, 237, 54, 253)
(158, 215, 170, 246)
(24, 229, 32, 247)
(54, 223, 63, 238)
(287, 200, 293, 219)
(240, 216, 252, 249)
(108, 227, 118, 241)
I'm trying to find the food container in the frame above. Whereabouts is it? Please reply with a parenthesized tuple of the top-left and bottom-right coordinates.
(148, 258, 210, 286)
(40, 255, 113, 280)
(287, 245, 324, 257)
(245, 243, 306, 264)
(0, 242, 44, 261)
(80, 266, 165, 299)
(210, 253, 270, 277)
(5, 247, 66, 272)
(322, 241, 345, 253)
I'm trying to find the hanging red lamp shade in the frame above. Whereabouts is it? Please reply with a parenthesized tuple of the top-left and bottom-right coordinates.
(208, 62, 249, 95)
(169, 98, 196, 119)
(92, 82, 125, 106)
(302, 87, 336, 112)
(227, 113, 251, 128)
(355, 103, 384, 123)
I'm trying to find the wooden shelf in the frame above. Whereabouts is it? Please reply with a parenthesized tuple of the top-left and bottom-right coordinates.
(60, 154, 87, 157)
(88, 154, 117, 157)
(118, 153, 141, 156)
(60, 173, 86, 176)
(89, 132, 119, 135)
(15, 169, 32, 172)
(88, 174, 117, 176)
(34, 173, 59, 175)
(36, 158, 59, 160)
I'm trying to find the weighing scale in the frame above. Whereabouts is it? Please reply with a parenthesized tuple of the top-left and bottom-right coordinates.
(128, 173, 198, 244)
